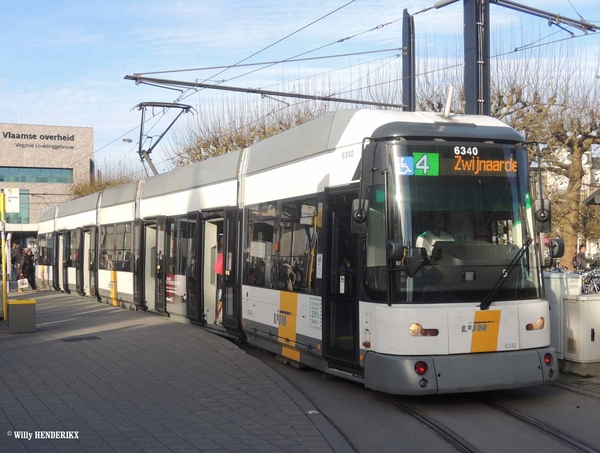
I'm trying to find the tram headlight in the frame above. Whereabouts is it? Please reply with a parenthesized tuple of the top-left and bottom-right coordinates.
(526, 317, 545, 331)
(409, 323, 422, 336)
(409, 323, 439, 337)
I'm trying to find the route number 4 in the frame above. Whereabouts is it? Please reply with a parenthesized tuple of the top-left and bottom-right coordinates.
(413, 153, 440, 176)
(416, 155, 429, 173)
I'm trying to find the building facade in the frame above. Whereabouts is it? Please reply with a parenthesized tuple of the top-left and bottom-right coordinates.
(0, 122, 93, 244)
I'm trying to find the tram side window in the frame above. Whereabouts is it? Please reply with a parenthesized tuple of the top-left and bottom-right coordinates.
(99, 225, 115, 269)
(37, 234, 46, 264)
(68, 230, 80, 268)
(245, 199, 317, 293)
(178, 218, 190, 275)
(278, 198, 317, 294)
(112, 223, 132, 271)
(166, 217, 190, 276)
(365, 186, 387, 299)
(246, 203, 277, 289)
(38, 233, 53, 265)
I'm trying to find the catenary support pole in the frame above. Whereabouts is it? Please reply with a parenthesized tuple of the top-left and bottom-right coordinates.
(402, 9, 416, 112)
(464, 0, 490, 115)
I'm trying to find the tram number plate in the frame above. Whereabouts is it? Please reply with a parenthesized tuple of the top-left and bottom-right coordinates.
(504, 342, 517, 349)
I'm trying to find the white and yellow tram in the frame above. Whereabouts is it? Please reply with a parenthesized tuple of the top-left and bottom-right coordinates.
(36, 109, 562, 394)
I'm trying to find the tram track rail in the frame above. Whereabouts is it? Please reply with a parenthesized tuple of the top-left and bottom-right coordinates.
(552, 381, 600, 401)
(481, 399, 598, 453)
(368, 390, 481, 453)
(370, 389, 599, 453)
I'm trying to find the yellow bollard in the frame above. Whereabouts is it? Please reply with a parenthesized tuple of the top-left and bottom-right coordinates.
(110, 269, 119, 306)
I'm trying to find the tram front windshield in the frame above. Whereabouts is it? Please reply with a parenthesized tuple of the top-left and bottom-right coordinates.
(365, 141, 541, 303)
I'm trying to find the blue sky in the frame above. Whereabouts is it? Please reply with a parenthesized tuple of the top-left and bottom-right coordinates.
(2, 0, 598, 177)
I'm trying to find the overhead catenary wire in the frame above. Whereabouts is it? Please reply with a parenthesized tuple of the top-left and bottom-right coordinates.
(116, 28, 597, 184)
(172, 13, 408, 106)
(30, 2, 595, 189)
(261, 52, 402, 91)
(7, 10, 400, 191)
(196, 1, 357, 85)
(291, 30, 596, 99)
(109, 3, 600, 183)
(202, 17, 406, 89)
(118, 27, 598, 184)
(171, 1, 358, 104)
(167, 4, 596, 112)
(115, 20, 599, 174)
(108, 4, 362, 176)
(136, 48, 403, 76)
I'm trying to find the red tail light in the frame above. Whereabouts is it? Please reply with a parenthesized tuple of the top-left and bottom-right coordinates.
(544, 353, 552, 366)
(414, 361, 428, 376)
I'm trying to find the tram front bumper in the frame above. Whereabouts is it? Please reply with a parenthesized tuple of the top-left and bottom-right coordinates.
(364, 346, 558, 395)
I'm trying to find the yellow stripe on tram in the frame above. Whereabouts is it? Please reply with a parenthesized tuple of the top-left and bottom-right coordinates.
(278, 291, 300, 362)
(470, 310, 501, 353)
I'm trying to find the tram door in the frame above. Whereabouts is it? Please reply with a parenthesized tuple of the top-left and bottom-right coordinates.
(132, 219, 144, 308)
(59, 232, 68, 293)
(186, 211, 201, 322)
(154, 216, 167, 314)
(221, 208, 240, 331)
(52, 231, 60, 291)
(75, 228, 85, 295)
(143, 222, 157, 311)
(82, 229, 90, 296)
(201, 217, 220, 324)
(323, 187, 360, 372)
(88, 226, 99, 300)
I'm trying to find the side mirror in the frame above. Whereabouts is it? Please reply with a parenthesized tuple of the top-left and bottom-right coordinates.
(534, 199, 551, 233)
(351, 199, 370, 234)
(549, 238, 564, 259)
(387, 239, 404, 261)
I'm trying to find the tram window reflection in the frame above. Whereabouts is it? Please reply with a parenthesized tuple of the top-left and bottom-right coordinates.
(245, 197, 317, 294)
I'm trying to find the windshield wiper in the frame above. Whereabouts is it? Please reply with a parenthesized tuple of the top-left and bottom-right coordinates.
(479, 238, 533, 310)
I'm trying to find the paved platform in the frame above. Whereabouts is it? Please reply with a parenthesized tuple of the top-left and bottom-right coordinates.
(0, 290, 354, 453)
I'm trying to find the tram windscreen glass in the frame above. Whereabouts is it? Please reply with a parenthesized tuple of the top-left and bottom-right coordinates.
(375, 142, 541, 304)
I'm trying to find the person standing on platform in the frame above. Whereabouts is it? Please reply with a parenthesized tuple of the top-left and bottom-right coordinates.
(573, 244, 588, 270)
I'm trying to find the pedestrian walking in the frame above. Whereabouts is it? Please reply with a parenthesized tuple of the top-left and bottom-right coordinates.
(18, 249, 39, 293)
